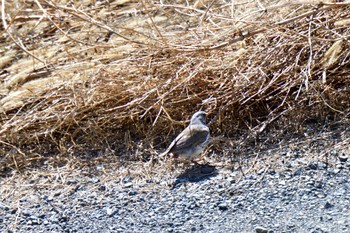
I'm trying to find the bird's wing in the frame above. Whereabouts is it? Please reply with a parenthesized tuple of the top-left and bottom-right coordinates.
(170, 124, 209, 152)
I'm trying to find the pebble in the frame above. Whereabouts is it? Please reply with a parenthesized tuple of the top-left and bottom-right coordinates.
(333, 169, 340, 174)
(255, 226, 269, 233)
(2, 152, 349, 233)
(324, 202, 334, 209)
(123, 182, 133, 188)
(91, 177, 100, 183)
(106, 208, 116, 217)
(338, 154, 348, 162)
(218, 203, 228, 211)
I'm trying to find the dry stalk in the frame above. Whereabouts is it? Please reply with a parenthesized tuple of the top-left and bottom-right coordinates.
(0, 0, 349, 172)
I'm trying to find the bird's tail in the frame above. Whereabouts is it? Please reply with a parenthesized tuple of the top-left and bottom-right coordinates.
(158, 150, 169, 158)
(159, 140, 175, 159)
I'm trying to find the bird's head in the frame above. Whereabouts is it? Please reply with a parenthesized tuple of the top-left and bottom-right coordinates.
(190, 111, 207, 125)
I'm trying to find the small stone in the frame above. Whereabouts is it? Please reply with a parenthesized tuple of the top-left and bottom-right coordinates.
(91, 177, 100, 183)
(255, 226, 268, 233)
(10, 208, 17, 214)
(96, 165, 104, 170)
(293, 169, 302, 176)
(279, 180, 286, 185)
(218, 203, 228, 211)
(318, 162, 327, 170)
(310, 227, 327, 233)
(257, 168, 265, 175)
(43, 195, 54, 201)
(324, 202, 334, 209)
(106, 208, 116, 217)
(129, 190, 137, 196)
(22, 209, 31, 216)
(330, 150, 338, 156)
(66, 179, 78, 185)
(49, 215, 59, 223)
(293, 150, 301, 157)
(59, 216, 68, 223)
(0, 203, 10, 211)
(316, 192, 326, 198)
(338, 154, 348, 162)
(333, 169, 340, 174)
(123, 182, 133, 188)
(308, 163, 318, 170)
(122, 176, 132, 183)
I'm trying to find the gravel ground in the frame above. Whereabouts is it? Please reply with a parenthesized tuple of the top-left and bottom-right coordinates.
(1, 127, 350, 233)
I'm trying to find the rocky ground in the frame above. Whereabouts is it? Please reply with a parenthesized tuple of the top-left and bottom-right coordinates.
(1, 123, 349, 233)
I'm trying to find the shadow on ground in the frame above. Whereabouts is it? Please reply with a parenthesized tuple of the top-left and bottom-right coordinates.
(172, 164, 218, 188)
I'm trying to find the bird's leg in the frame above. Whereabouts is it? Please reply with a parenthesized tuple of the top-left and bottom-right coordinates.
(144, 154, 155, 169)
(170, 154, 180, 170)
(190, 159, 199, 165)
(191, 155, 206, 165)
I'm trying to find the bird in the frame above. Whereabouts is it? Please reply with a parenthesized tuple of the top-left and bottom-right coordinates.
(160, 111, 210, 162)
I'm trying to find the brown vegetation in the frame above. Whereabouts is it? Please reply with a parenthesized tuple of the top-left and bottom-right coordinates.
(0, 0, 349, 172)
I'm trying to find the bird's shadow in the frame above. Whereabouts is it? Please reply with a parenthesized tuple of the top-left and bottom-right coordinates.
(172, 163, 218, 187)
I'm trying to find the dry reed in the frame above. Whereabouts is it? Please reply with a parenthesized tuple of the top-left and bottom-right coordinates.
(0, 0, 349, 172)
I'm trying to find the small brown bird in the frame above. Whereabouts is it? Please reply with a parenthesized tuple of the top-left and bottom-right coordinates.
(160, 111, 210, 162)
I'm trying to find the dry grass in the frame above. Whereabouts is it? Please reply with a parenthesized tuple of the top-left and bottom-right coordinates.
(0, 0, 350, 173)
